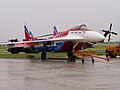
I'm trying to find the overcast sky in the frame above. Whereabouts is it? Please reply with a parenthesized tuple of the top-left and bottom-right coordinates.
(0, 0, 120, 42)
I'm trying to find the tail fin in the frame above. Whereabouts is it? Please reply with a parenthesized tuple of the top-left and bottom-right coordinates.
(24, 25, 38, 41)
(53, 26, 60, 36)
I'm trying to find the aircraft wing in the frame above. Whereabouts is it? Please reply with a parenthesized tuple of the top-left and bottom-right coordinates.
(0, 40, 46, 45)
(0, 42, 15, 45)
(22, 35, 84, 43)
(0, 39, 50, 46)
(0, 35, 84, 45)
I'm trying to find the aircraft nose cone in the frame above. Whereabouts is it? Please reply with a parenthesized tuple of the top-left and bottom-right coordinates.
(90, 31, 105, 42)
(97, 32, 105, 42)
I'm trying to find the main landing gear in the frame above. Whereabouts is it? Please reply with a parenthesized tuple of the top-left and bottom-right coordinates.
(41, 51, 76, 62)
(41, 42, 47, 61)
(67, 52, 76, 62)
(40, 42, 77, 62)
(67, 43, 76, 62)
(41, 52, 46, 60)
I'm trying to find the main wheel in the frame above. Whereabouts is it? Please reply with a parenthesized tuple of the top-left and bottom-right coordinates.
(72, 55, 76, 62)
(67, 55, 76, 62)
(41, 52, 46, 60)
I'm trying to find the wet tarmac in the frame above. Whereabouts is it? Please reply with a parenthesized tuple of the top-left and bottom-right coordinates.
(0, 57, 120, 90)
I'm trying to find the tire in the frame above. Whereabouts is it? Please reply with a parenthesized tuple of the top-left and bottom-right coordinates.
(72, 55, 76, 62)
(67, 54, 76, 62)
(41, 52, 46, 60)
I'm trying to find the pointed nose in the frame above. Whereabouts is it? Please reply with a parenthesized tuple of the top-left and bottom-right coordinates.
(96, 32, 105, 42)
(88, 31, 105, 42)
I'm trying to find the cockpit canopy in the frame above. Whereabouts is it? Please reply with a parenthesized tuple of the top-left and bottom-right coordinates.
(80, 24, 87, 30)
(72, 24, 88, 30)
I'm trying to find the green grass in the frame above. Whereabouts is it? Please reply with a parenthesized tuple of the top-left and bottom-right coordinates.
(83, 44, 107, 55)
(0, 54, 28, 58)
(0, 53, 67, 59)
(0, 45, 8, 53)
(47, 52, 67, 58)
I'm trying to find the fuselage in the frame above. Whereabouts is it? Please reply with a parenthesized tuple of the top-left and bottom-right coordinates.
(51, 24, 105, 43)
(66, 30, 105, 42)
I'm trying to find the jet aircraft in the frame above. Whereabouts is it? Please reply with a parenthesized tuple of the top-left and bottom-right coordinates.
(1, 23, 117, 62)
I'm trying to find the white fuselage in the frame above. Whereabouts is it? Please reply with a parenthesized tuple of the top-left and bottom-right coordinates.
(65, 30, 105, 43)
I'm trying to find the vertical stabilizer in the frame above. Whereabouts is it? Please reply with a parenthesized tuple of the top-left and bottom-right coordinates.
(24, 25, 38, 41)
(53, 26, 60, 36)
